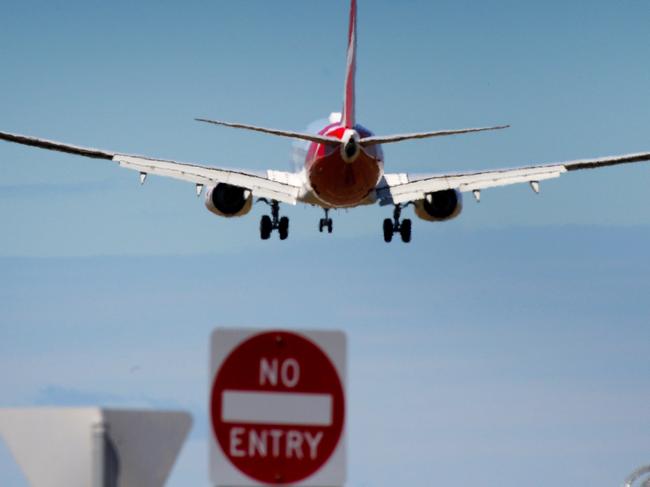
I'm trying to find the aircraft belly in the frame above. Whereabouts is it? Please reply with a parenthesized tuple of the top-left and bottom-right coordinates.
(307, 151, 382, 207)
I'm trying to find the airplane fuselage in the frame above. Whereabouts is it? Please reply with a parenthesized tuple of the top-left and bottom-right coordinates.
(305, 122, 384, 207)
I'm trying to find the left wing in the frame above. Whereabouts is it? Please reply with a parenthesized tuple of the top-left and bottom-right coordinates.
(378, 152, 650, 205)
(0, 130, 301, 204)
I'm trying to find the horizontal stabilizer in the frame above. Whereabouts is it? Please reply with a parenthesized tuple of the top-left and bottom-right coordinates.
(360, 125, 510, 146)
(195, 118, 341, 146)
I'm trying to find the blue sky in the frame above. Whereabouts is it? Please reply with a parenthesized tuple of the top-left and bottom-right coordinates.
(0, 1, 649, 486)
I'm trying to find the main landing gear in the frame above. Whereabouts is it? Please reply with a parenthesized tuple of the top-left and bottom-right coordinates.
(319, 209, 333, 234)
(259, 199, 289, 241)
(383, 204, 411, 243)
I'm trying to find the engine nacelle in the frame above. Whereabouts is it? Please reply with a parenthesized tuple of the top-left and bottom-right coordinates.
(204, 183, 253, 218)
(414, 189, 463, 222)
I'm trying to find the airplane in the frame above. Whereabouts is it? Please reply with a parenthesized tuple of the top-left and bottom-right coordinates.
(1, 0, 649, 243)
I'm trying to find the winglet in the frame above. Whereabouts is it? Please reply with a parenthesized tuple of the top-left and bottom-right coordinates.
(342, 0, 357, 129)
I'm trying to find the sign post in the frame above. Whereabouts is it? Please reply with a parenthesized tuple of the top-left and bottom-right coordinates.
(209, 328, 346, 486)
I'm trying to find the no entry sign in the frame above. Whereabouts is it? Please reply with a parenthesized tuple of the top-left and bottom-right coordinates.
(209, 329, 346, 486)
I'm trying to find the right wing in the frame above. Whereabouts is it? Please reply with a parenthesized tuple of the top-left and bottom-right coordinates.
(0, 130, 302, 204)
(378, 152, 650, 205)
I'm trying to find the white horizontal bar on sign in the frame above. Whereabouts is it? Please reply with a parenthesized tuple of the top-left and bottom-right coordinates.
(222, 390, 333, 426)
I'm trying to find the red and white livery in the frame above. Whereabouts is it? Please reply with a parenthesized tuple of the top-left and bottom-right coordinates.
(1, 0, 649, 243)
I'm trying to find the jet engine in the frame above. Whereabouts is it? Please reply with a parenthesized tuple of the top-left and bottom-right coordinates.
(205, 183, 253, 218)
(414, 189, 463, 222)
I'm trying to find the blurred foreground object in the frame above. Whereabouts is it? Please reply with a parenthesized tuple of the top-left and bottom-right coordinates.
(0, 408, 192, 487)
(624, 464, 650, 487)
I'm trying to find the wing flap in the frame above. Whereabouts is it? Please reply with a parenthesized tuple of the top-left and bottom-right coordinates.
(380, 151, 650, 205)
(0, 130, 301, 205)
(380, 166, 565, 204)
(115, 155, 300, 204)
(457, 168, 564, 192)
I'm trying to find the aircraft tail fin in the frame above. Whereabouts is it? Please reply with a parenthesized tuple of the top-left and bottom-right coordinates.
(342, 0, 357, 129)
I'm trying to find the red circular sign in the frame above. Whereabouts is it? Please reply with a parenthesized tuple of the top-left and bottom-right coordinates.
(211, 331, 345, 484)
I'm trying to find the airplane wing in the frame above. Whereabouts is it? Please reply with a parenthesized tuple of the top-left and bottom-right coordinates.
(0, 131, 301, 204)
(378, 152, 650, 205)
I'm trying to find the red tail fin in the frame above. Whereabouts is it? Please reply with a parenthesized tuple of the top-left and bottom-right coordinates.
(342, 0, 357, 129)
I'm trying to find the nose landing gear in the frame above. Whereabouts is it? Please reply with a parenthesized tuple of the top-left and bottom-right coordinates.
(259, 199, 289, 241)
(383, 204, 411, 243)
(319, 208, 333, 234)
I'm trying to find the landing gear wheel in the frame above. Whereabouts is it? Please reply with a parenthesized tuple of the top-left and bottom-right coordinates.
(400, 219, 412, 243)
(383, 218, 393, 243)
(319, 209, 333, 235)
(260, 215, 272, 240)
(383, 205, 413, 243)
(258, 199, 290, 241)
(278, 216, 289, 240)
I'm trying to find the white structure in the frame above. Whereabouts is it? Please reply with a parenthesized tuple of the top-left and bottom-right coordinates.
(0, 408, 192, 487)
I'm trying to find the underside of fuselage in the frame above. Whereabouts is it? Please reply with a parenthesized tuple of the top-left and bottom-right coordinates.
(303, 122, 384, 208)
